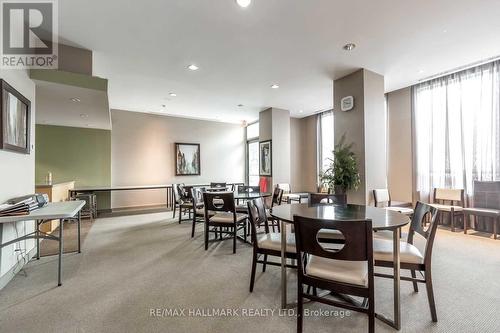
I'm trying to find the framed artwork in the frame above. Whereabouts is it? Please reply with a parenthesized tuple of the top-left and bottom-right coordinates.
(175, 143, 201, 176)
(0, 80, 31, 154)
(259, 140, 272, 176)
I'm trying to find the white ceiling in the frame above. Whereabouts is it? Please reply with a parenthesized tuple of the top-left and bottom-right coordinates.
(57, 0, 500, 123)
(35, 80, 111, 129)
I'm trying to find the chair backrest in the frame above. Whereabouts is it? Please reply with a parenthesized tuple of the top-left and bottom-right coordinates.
(276, 183, 291, 193)
(407, 201, 439, 264)
(309, 193, 347, 205)
(237, 185, 260, 194)
(433, 188, 464, 205)
(293, 215, 373, 262)
(247, 198, 270, 243)
(191, 187, 206, 208)
(271, 186, 283, 207)
(203, 191, 235, 214)
(210, 182, 227, 189)
(173, 184, 182, 203)
(472, 181, 500, 209)
(373, 189, 391, 207)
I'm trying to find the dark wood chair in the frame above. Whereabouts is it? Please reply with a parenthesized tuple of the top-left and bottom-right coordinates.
(430, 188, 465, 232)
(210, 182, 227, 191)
(203, 191, 247, 253)
(309, 193, 347, 205)
(293, 215, 375, 333)
(190, 187, 213, 238)
(173, 183, 192, 224)
(247, 198, 297, 292)
(373, 201, 439, 322)
(235, 185, 261, 211)
(372, 189, 414, 216)
(463, 181, 500, 239)
(267, 186, 284, 232)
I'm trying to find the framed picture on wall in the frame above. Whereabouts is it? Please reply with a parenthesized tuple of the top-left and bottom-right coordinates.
(0, 80, 31, 154)
(175, 143, 201, 176)
(259, 140, 272, 176)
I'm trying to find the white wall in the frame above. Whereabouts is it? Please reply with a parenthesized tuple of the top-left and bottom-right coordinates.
(0, 69, 36, 283)
(363, 70, 387, 204)
(111, 110, 245, 208)
(387, 87, 413, 202)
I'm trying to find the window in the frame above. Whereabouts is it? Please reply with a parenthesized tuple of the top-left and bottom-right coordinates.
(246, 122, 259, 186)
(317, 111, 334, 183)
(414, 60, 500, 197)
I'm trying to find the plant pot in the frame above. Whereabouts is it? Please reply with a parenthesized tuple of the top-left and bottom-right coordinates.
(334, 185, 346, 195)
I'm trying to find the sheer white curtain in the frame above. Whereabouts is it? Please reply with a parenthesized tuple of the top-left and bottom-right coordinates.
(413, 60, 500, 200)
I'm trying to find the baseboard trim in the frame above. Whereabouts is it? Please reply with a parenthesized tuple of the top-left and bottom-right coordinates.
(0, 246, 37, 291)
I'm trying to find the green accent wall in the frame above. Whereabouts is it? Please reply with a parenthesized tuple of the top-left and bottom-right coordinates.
(35, 125, 111, 210)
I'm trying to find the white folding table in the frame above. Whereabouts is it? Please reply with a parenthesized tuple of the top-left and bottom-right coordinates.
(0, 201, 85, 286)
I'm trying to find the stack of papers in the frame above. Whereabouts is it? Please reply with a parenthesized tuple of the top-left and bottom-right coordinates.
(0, 195, 46, 217)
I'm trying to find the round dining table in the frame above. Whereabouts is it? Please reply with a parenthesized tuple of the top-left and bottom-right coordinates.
(270, 203, 410, 330)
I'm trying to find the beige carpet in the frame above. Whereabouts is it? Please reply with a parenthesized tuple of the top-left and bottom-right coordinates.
(40, 218, 94, 256)
(0, 212, 499, 333)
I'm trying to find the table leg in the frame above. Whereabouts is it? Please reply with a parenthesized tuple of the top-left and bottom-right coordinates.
(77, 211, 82, 253)
(58, 218, 64, 286)
(375, 227, 401, 330)
(280, 219, 287, 309)
(36, 219, 40, 260)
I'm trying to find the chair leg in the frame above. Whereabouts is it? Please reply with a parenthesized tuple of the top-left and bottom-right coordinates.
(262, 254, 267, 272)
(249, 251, 257, 292)
(297, 284, 304, 333)
(173, 205, 176, 218)
(178, 208, 182, 224)
(233, 228, 237, 254)
(494, 217, 498, 240)
(410, 270, 419, 292)
(368, 297, 375, 333)
(450, 209, 455, 232)
(191, 215, 196, 238)
(204, 224, 209, 251)
(425, 270, 438, 322)
(463, 213, 468, 234)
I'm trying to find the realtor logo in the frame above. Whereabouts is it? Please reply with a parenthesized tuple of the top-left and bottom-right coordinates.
(1, 0, 58, 68)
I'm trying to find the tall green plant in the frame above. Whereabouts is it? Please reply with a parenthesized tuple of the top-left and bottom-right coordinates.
(319, 134, 361, 193)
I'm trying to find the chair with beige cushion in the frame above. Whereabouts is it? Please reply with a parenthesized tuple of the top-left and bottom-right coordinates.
(308, 193, 348, 243)
(190, 187, 214, 238)
(293, 215, 375, 333)
(430, 188, 465, 232)
(235, 185, 260, 213)
(173, 183, 193, 224)
(267, 186, 284, 232)
(373, 189, 414, 216)
(203, 191, 247, 253)
(277, 183, 308, 204)
(463, 181, 500, 239)
(373, 201, 439, 322)
(247, 198, 297, 292)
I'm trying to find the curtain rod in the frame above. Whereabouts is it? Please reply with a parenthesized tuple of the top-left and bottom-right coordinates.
(418, 55, 500, 83)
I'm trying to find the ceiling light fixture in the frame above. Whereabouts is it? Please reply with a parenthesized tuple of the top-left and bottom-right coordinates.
(299, 110, 303, 113)
(343, 43, 356, 51)
(271, 84, 279, 89)
(236, 0, 251, 8)
(70, 97, 81, 102)
(188, 64, 199, 71)
(169, 93, 177, 97)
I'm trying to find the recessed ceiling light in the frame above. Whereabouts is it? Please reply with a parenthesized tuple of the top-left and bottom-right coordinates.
(343, 43, 356, 51)
(80, 113, 88, 118)
(169, 93, 177, 97)
(187, 64, 199, 71)
(271, 84, 279, 89)
(236, 0, 251, 8)
(418, 69, 425, 74)
(299, 110, 303, 113)
(70, 97, 81, 102)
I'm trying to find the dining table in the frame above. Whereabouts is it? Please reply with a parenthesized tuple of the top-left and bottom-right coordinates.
(270, 203, 410, 330)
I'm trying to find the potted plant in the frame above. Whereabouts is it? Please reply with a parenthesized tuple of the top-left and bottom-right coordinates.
(319, 134, 361, 195)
